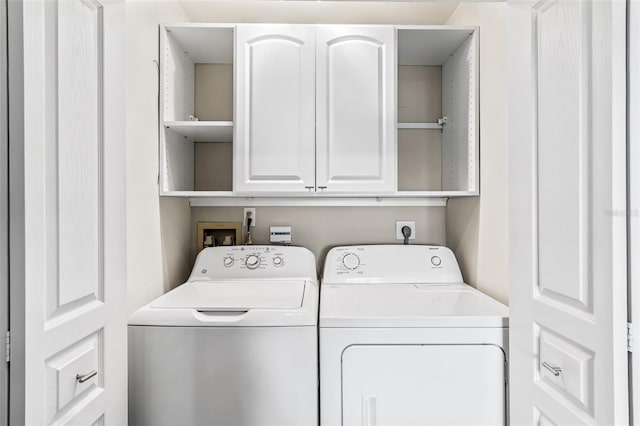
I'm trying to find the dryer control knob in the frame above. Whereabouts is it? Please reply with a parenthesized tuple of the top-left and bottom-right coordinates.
(431, 256, 442, 266)
(342, 253, 360, 270)
(223, 257, 234, 267)
(273, 256, 284, 267)
(245, 254, 261, 269)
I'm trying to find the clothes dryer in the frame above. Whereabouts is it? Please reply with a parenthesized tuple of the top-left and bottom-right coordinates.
(320, 245, 509, 426)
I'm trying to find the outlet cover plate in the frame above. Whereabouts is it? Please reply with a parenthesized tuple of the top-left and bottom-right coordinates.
(396, 221, 416, 240)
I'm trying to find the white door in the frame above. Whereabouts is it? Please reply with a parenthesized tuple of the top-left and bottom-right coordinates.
(509, 0, 628, 425)
(234, 25, 316, 193)
(8, 0, 126, 424)
(316, 26, 396, 194)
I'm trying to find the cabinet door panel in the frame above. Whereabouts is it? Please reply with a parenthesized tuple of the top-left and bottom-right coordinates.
(316, 26, 396, 193)
(235, 25, 315, 193)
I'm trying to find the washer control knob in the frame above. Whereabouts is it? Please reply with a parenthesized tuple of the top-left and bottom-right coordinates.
(431, 256, 442, 266)
(342, 253, 360, 270)
(223, 257, 234, 267)
(273, 257, 284, 267)
(245, 254, 261, 269)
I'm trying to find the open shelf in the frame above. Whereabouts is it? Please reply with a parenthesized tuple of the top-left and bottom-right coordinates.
(397, 122, 443, 130)
(164, 121, 233, 142)
(396, 26, 478, 194)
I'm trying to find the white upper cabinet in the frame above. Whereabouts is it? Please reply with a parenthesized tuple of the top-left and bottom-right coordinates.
(315, 26, 396, 194)
(234, 25, 316, 193)
(159, 23, 478, 202)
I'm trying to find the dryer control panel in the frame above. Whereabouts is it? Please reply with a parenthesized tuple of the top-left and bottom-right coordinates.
(189, 245, 317, 282)
(324, 245, 463, 284)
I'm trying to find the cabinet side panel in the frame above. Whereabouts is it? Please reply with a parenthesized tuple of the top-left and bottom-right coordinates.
(442, 33, 476, 192)
(163, 31, 194, 122)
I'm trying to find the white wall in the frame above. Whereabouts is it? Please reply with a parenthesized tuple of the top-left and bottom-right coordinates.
(445, 3, 509, 304)
(126, 0, 192, 315)
(191, 207, 447, 275)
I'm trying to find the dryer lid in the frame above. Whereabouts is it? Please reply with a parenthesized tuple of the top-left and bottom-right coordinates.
(151, 280, 306, 310)
(319, 283, 508, 328)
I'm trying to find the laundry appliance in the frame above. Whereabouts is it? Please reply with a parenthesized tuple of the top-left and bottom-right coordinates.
(320, 245, 509, 426)
(129, 245, 319, 426)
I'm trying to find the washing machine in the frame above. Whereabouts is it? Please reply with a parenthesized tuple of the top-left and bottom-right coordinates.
(129, 245, 318, 426)
(320, 245, 509, 426)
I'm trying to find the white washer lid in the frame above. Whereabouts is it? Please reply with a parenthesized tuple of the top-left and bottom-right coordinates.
(151, 280, 305, 311)
(320, 283, 509, 328)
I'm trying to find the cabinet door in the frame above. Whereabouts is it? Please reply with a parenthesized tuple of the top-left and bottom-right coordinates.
(316, 26, 396, 193)
(235, 25, 316, 193)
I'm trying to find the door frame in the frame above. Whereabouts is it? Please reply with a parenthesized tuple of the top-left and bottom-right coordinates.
(629, 0, 640, 422)
(0, 0, 8, 424)
(6, 0, 25, 423)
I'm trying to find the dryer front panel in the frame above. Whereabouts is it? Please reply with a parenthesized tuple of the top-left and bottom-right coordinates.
(341, 344, 506, 426)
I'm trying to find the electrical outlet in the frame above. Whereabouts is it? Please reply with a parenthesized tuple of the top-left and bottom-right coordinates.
(244, 208, 256, 227)
(396, 221, 416, 240)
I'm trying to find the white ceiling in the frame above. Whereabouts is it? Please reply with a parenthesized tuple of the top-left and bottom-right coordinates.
(177, 1, 461, 25)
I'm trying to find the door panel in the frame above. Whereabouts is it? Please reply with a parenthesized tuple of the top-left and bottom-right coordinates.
(509, 0, 628, 424)
(342, 345, 506, 426)
(9, 0, 126, 424)
(50, 0, 104, 313)
(235, 25, 315, 193)
(536, 0, 592, 313)
(316, 26, 396, 193)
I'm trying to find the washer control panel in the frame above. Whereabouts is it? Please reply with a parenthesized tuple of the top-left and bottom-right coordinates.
(324, 245, 463, 284)
(190, 245, 317, 281)
(219, 246, 288, 270)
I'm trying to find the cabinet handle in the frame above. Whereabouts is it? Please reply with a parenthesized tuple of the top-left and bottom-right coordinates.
(541, 361, 562, 377)
(318, 186, 327, 191)
(304, 186, 314, 192)
(76, 370, 98, 383)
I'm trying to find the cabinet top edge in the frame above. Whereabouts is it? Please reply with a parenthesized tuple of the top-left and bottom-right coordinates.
(396, 25, 478, 32)
(162, 23, 236, 30)
(160, 23, 478, 31)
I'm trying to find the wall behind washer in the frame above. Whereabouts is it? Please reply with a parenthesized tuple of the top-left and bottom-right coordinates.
(191, 207, 447, 275)
(445, 3, 509, 305)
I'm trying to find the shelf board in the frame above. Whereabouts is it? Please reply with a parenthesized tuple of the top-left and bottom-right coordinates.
(159, 191, 478, 207)
(397, 122, 443, 130)
(164, 121, 233, 142)
(187, 196, 449, 207)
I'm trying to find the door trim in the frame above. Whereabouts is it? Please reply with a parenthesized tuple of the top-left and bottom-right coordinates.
(629, 0, 640, 423)
(6, 0, 25, 423)
(0, 0, 9, 424)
